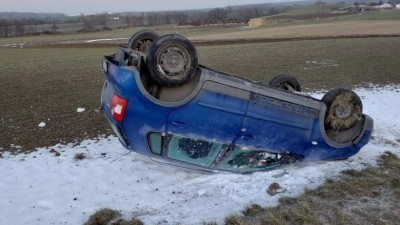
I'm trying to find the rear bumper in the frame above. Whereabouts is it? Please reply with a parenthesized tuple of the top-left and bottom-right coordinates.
(364, 115, 374, 133)
(101, 107, 131, 149)
(354, 114, 374, 148)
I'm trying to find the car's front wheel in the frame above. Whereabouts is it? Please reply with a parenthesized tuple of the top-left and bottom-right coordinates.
(147, 34, 198, 87)
(268, 74, 302, 92)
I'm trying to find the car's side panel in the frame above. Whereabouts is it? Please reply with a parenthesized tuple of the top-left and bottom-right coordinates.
(103, 57, 138, 99)
(122, 94, 170, 155)
(167, 81, 250, 145)
(303, 116, 373, 160)
(235, 93, 318, 155)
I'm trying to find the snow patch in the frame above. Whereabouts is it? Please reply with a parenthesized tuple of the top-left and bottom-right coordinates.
(77, 108, 86, 113)
(85, 37, 128, 43)
(38, 122, 46, 128)
(198, 189, 207, 197)
(0, 85, 399, 225)
(36, 200, 54, 210)
(304, 59, 339, 70)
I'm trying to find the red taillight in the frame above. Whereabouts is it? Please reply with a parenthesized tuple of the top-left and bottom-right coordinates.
(111, 94, 128, 122)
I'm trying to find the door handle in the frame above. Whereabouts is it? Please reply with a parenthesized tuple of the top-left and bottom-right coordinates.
(241, 134, 254, 140)
(170, 121, 185, 126)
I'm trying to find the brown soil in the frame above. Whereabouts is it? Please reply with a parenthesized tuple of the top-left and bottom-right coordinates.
(1, 36, 399, 153)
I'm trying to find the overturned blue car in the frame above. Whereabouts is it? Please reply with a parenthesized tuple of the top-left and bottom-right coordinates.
(100, 30, 373, 173)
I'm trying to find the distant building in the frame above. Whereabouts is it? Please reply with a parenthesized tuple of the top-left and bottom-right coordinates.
(249, 18, 267, 27)
(373, 3, 393, 9)
(396, 4, 400, 9)
(111, 16, 120, 21)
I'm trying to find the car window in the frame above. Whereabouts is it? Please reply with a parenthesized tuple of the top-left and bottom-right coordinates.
(167, 135, 223, 167)
(216, 147, 281, 173)
(148, 132, 162, 155)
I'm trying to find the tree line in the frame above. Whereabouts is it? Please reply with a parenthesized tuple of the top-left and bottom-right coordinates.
(0, 16, 72, 37)
(121, 6, 283, 27)
(0, 4, 289, 38)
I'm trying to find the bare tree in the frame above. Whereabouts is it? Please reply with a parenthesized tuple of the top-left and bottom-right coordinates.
(14, 20, 25, 37)
(0, 19, 10, 37)
(253, 7, 261, 17)
(124, 15, 132, 27)
(51, 20, 58, 33)
(389, 0, 399, 7)
(97, 14, 109, 29)
(269, 7, 279, 15)
(207, 8, 228, 20)
(80, 14, 94, 31)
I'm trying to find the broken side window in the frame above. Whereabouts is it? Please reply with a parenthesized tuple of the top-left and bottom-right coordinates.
(167, 135, 223, 167)
(148, 132, 162, 155)
(216, 147, 282, 173)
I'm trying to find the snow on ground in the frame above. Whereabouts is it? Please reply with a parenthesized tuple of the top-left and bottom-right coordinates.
(85, 38, 128, 43)
(1, 85, 399, 225)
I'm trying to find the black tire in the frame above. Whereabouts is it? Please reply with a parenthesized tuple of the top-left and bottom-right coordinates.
(322, 88, 363, 132)
(147, 34, 198, 87)
(128, 30, 159, 52)
(268, 75, 302, 92)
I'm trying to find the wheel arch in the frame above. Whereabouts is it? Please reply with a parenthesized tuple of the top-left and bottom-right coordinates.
(132, 65, 210, 107)
(316, 101, 373, 149)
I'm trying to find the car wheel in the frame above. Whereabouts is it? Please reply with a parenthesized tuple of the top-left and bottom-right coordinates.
(268, 75, 302, 92)
(147, 34, 198, 87)
(128, 30, 159, 52)
(322, 88, 363, 132)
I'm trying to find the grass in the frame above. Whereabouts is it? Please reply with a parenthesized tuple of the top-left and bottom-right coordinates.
(269, 5, 400, 22)
(84, 208, 143, 225)
(197, 37, 400, 90)
(340, 10, 400, 21)
(277, 4, 334, 17)
(224, 151, 400, 225)
(188, 20, 400, 40)
(0, 47, 115, 152)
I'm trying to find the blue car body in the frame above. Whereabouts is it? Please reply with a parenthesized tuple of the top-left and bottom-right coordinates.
(100, 49, 373, 173)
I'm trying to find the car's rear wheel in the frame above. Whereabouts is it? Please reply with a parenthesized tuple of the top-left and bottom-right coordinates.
(268, 75, 301, 92)
(322, 88, 363, 132)
(147, 34, 198, 87)
(128, 30, 159, 52)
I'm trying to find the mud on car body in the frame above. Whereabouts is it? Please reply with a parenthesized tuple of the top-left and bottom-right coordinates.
(100, 30, 373, 173)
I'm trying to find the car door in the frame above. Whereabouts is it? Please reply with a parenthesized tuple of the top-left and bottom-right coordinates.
(235, 92, 319, 154)
(167, 81, 250, 145)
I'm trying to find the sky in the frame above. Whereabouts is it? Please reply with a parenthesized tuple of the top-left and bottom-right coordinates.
(0, 0, 292, 14)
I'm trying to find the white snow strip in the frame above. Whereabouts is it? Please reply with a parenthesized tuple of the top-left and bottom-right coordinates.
(0, 85, 399, 225)
(85, 37, 128, 43)
(77, 108, 86, 113)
